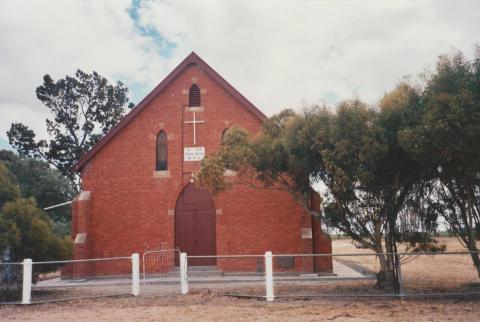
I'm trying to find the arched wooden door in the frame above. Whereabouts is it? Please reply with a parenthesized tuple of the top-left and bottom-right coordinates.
(175, 183, 216, 266)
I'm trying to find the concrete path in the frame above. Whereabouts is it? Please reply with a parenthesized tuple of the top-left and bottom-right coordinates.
(332, 259, 373, 279)
(35, 260, 374, 288)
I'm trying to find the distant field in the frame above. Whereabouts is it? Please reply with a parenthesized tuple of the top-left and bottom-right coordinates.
(332, 237, 480, 293)
(332, 236, 473, 253)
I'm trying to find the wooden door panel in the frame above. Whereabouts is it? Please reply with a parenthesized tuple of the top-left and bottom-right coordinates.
(175, 210, 196, 255)
(195, 210, 216, 266)
(175, 183, 216, 266)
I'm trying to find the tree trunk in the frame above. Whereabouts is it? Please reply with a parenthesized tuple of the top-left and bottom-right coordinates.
(465, 184, 480, 277)
(376, 252, 395, 289)
(387, 210, 401, 293)
(375, 218, 400, 291)
(374, 239, 396, 290)
(469, 252, 480, 278)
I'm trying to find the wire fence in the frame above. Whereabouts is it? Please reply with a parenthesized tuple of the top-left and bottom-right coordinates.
(273, 253, 386, 298)
(400, 252, 480, 296)
(186, 255, 266, 298)
(2, 251, 480, 304)
(0, 262, 23, 304)
(272, 252, 480, 298)
(31, 256, 133, 303)
(184, 252, 480, 300)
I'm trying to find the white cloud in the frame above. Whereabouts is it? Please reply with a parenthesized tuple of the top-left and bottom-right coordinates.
(135, 0, 480, 108)
(1, 0, 479, 144)
(0, 0, 169, 140)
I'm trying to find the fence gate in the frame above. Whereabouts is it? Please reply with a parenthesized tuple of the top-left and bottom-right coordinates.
(142, 246, 181, 296)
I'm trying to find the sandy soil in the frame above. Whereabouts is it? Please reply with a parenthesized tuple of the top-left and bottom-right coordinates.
(1, 291, 480, 322)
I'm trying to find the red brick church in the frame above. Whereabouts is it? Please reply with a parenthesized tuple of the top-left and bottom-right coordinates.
(68, 52, 332, 276)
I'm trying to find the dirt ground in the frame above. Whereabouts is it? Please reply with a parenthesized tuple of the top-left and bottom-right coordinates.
(1, 291, 480, 322)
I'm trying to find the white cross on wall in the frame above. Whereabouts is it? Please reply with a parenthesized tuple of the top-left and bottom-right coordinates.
(184, 113, 205, 145)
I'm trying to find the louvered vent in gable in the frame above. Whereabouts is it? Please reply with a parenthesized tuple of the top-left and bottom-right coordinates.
(189, 84, 201, 107)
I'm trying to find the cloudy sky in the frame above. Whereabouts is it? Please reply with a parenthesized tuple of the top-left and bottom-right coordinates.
(0, 0, 479, 150)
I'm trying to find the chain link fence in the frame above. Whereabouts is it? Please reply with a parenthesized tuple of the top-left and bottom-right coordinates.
(272, 254, 379, 298)
(30, 257, 133, 303)
(3, 251, 480, 304)
(400, 252, 480, 295)
(272, 252, 480, 298)
(186, 255, 266, 298)
(0, 262, 23, 304)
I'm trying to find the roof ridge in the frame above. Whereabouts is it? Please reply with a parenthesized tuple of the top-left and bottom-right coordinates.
(73, 52, 266, 171)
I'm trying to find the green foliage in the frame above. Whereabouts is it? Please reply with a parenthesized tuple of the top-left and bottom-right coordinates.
(0, 165, 71, 296)
(399, 232, 446, 253)
(199, 97, 426, 288)
(399, 51, 480, 174)
(0, 150, 74, 223)
(199, 109, 327, 212)
(7, 70, 134, 188)
(398, 49, 480, 275)
(0, 198, 72, 262)
(199, 95, 427, 251)
(0, 164, 20, 207)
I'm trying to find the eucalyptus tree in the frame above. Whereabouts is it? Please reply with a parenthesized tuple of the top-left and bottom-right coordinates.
(7, 70, 134, 190)
(318, 91, 430, 288)
(199, 108, 327, 218)
(199, 93, 427, 289)
(399, 49, 480, 276)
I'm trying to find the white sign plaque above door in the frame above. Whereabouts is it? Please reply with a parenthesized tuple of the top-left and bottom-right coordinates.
(184, 147, 205, 161)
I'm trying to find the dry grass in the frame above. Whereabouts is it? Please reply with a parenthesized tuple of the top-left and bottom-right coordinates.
(332, 236, 478, 256)
(332, 238, 480, 294)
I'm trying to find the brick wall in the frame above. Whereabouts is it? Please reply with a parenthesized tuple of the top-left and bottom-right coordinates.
(70, 62, 331, 276)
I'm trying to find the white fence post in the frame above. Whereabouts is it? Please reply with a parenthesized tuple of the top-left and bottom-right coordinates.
(22, 258, 32, 304)
(131, 253, 140, 296)
(180, 252, 188, 295)
(265, 251, 274, 302)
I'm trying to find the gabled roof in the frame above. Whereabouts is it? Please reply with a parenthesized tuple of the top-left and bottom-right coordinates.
(73, 52, 266, 172)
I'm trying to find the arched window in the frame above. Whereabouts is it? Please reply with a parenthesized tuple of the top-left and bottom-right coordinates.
(156, 131, 168, 171)
(189, 84, 201, 107)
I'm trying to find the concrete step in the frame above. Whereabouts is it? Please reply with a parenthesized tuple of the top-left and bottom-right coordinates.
(188, 266, 223, 272)
(167, 266, 223, 277)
